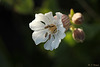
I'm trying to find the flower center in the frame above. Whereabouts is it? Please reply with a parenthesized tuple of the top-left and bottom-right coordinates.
(45, 24, 57, 34)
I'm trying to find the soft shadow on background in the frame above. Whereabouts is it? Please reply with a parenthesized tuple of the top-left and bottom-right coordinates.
(0, 0, 100, 67)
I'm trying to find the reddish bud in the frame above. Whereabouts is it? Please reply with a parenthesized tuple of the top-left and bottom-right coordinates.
(72, 28, 85, 42)
(72, 13, 83, 25)
(61, 14, 70, 31)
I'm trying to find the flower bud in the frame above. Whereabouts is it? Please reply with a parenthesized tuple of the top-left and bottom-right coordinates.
(72, 28, 85, 42)
(72, 13, 83, 25)
(61, 14, 70, 31)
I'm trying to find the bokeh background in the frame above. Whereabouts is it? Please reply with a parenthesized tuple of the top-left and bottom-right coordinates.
(0, 0, 100, 67)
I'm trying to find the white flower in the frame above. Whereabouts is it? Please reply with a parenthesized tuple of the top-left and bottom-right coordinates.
(29, 12, 66, 51)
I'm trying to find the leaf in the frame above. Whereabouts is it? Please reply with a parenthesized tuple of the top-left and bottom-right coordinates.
(64, 31, 76, 47)
(1, 0, 14, 6)
(83, 24, 100, 40)
(14, 0, 34, 14)
(39, 0, 59, 13)
(0, 37, 12, 67)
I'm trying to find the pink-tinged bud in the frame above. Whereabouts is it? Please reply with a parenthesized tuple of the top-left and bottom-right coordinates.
(72, 28, 85, 42)
(61, 14, 70, 31)
(72, 13, 83, 25)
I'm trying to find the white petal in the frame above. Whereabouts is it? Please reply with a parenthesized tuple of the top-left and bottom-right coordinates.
(45, 12, 54, 24)
(57, 30, 66, 39)
(55, 17, 66, 39)
(56, 12, 62, 20)
(58, 25, 66, 33)
(35, 13, 49, 25)
(29, 20, 45, 31)
(32, 30, 48, 45)
(55, 12, 63, 25)
(51, 35, 61, 49)
(44, 35, 54, 51)
(52, 19, 58, 26)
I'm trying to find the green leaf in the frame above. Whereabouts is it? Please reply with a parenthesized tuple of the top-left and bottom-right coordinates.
(14, 0, 34, 14)
(64, 31, 76, 47)
(39, 0, 59, 13)
(1, 0, 14, 6)
(83, 24, 100, 40)
(0, 37, 12, 67)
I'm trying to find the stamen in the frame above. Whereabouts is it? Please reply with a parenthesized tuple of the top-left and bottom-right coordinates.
(45, 32, 48, 37)
(53, 35, 55, 39)
(49, 24, 55, 27)
(48, 34, 51, 40)
(53, 28, 57, 33)
(45, 26, 49, 29)
(45, 24, 57, 34)
(40, 21, 46, 25)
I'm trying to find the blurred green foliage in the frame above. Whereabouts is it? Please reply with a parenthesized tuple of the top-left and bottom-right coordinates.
(1, 0, 34, 14)
(64, 32, 76, 47)
(39, 0, 59, 13)
(0, 0, 100, 67)
(14, 0, 34, 14)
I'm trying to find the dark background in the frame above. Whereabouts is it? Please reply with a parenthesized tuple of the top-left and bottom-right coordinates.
(0, 0, 100, 67)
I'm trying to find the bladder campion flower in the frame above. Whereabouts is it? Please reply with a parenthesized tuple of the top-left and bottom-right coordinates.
(29, 12, 66, 51)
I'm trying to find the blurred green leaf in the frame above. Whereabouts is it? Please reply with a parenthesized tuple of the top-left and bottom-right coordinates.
(1, 0, 14, 6)
(14, 0, 34, 14)
(39, 0, 59, 13)
(1, 0, 34, 14)
(64, 31, 76, 47)
(0, 37, 12, 67)
(83, 24, 100, 40)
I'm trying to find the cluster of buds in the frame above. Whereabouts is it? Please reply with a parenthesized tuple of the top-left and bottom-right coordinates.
(61, 9, 85, 42)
